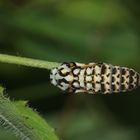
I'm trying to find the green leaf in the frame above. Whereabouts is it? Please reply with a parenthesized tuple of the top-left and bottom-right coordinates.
(0, 86, 59, 140)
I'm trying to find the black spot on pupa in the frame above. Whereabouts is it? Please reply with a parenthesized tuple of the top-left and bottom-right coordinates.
(107, 73, 110, 77)
(58, 78, 69, 86)
(129, 84, 134, 90)
(112, 68, 117, 74)
(101, 65, 106, 74)
(92, 83, 95, 88)
(101, 76, 104, 82)
(112, 84, 116, 91)
(121, 77, 125, 83)
(96, 81, 100, 84)
(117, 82, 119, 85)
(106, 82, 110, 85)
(97, 62, 103, 68)
(129, 69, 135, 76)
(120, 84, 125, 91)
(63, 62, 76, 68)
(112, 76, 115, 83)
(92, 69, 95, 75)
(122, 68, 126, 75)
(126, 75, 129, 78)
(108, 67, 111, 70)
(101, 84, 106, 93)
(98, 90, 101, 93)
(129, 76, 134, 84)
(70, 62, 77, 67)
(136, 73, 139, 86)
(97, 62, 103, 65)
(117, 74, 120, 78)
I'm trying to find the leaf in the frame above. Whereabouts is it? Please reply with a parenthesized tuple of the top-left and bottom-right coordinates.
(0, 86, 59, 140)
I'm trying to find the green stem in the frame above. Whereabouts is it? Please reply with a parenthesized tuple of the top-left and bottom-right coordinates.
(0, 54, 60, 69)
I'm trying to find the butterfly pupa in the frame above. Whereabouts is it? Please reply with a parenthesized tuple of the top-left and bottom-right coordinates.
(50, 62, 140, 94)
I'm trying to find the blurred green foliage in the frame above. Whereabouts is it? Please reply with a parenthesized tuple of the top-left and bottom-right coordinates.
(0, 0, 140, 140)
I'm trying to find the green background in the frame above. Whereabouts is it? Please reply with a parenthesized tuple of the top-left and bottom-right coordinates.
(0, 0, 140, 140)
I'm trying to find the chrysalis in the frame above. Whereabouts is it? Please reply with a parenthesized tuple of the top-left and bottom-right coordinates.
(50, 62, 140, 94)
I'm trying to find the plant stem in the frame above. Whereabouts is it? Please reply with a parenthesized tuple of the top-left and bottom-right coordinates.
(0, 54, 60, 69)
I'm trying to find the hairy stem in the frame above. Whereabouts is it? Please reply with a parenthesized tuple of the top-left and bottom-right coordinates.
(0, 54, 60, 69)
